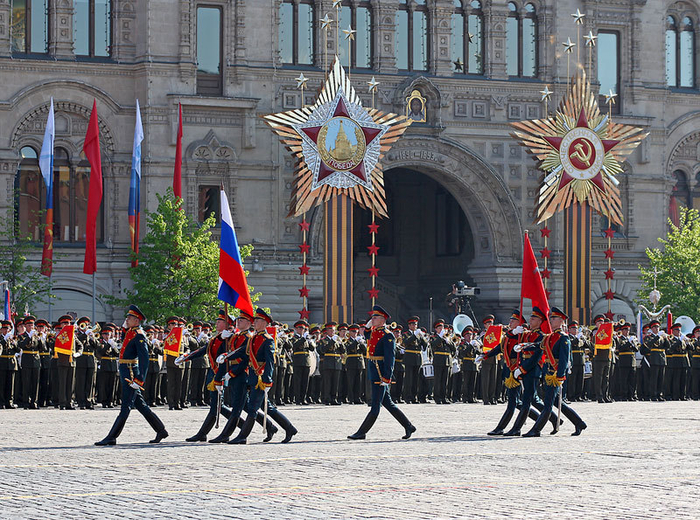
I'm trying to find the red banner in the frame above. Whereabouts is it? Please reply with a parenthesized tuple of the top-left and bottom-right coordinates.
(82, 99, 103, 275)
(54, 325, 76, 356)
(173, 103, 183, 200)
(594, 323, 614, 349)
(163, 327, 184, 357)
(482, 325, 502, 353)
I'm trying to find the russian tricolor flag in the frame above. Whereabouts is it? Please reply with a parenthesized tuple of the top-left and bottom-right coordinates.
(218, 188, 254, 316)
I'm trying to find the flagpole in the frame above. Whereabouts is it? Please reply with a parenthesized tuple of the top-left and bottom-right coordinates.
(48, 275, 52, 322)
(92, 273, 96, 319)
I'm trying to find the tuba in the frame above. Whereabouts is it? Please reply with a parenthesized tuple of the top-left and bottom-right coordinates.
(452, 314, 473, 335)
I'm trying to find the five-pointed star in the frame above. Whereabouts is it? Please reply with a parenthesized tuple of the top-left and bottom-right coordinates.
(453, 58, 464, 72)
(584, 31, 597, 47)
(343, 26, 356, 41)
(333, 0, 342, 8)
(605, 89, 618, 105)
(542, 108, 621, 193)
(563, 37, 576, 53)
(540, 86, 553, 102)
(321, 14, 333, 31)
(295, 73, 308, 89)
(467, 32, 474, 43)
(367, 76, 379, 93)
(572, 8, 585, 25)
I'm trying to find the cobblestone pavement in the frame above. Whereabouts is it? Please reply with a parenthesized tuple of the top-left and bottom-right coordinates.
(0, 400, 698, 519)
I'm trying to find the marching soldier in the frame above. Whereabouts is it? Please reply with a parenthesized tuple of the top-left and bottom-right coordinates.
(348, 305, 416, 440)
(0, 320, 19, 408)
(567, 321, 588, 401)
(95, 305, 168, 446)
(459, 326, 480, 403)
(18, 315, 42, 409)
(402, 316, 426, 404)
(667, 322, 690, 400)
(345, 324, 366, 404)
(430, 319, 454, 404)
(97, 323, 119, 407)
(75, 316, 98, 409)
(615, 322, 638, 401)
(641, 320, 668, 401)
(291, 320, 313, 405)
(318, 322, 344, 405)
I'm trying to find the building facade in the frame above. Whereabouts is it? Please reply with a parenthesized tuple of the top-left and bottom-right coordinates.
(0, 0, 697, 324)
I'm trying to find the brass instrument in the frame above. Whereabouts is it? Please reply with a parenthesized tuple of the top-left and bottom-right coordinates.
(78, 322, 88, 331)
(186, 323, 194, 332)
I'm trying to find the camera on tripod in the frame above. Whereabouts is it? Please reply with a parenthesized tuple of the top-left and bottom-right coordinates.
(454, 280, 480, 297)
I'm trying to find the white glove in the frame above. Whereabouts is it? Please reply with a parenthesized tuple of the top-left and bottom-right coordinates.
(380, 381, 391, 388)
(28, 329, 35, 338)
(4, 333, 11, 341)
(216, 384, 224, 394)
(512, 326, 524, 334)
(365, 319, 372, 328)
(513, 344, 524, 352)
(129, 381, 140, 390)
(513, 368, 522, 379)
(475, 355, 483, 364)
(174, 355, 186, 366)
(221, 330, 232, 339)
(122, 320, 128, 329)
(73, 351, 82, 358)
(216, 353, 227, 364)
(224, 373, 231, 384)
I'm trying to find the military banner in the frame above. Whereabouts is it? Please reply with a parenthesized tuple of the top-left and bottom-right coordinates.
(482, 325, 502, 354)
(594, 323, 614, 349)
(54, 325, 76, 356)
(163, 327, 184, 358)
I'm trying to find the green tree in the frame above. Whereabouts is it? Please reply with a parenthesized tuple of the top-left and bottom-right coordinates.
(638, 206, 700, 317)
(0, 210, 54, 315)
(108, 189, 259, 323)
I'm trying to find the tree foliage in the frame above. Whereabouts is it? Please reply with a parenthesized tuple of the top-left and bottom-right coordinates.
(107, 190, 259, 323)
(638, 206, 700, 318)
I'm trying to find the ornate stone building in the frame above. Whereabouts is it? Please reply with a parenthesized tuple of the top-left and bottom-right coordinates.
(0, 0, 696, 324)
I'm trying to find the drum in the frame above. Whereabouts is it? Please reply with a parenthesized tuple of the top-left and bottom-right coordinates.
(451, 358, 461, 375)
(421, 362, 434, 379)
(309, 350, 319, 377)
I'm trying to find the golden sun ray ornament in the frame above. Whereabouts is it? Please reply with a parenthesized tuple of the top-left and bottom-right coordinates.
(263, 57, 412, 218)
(510, 72, 648, 225)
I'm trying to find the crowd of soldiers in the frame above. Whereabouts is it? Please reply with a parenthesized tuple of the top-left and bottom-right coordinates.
(1, 310, 699, 414)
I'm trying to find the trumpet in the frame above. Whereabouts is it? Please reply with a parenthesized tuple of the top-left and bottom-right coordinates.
(186, 323, 194, 332)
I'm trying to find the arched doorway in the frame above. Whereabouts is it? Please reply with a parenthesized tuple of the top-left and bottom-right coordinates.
(354, 168, 478, 324)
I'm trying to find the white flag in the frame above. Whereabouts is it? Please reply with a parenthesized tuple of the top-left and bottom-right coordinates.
(39, 98, 55, 189)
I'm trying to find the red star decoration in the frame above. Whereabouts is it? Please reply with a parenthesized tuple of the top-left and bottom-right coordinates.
(604, 290, 615, 300)
(300, 96, 383, 184)
(298, 286, 309, 298)
(298, 264, 310, 275)
(603, 228, 615, 239)
(298, 308, 310, 320)
(604, 311, 615, 321)
(298, 219, 311, 232)
(367, 266, 379, 277)
(367, 287, 380, 299)
(541, 268, 551, 279)
(540, 248, 551, 259)
(542, 108, 620, 193)
(604, 249, 615, 259)
(540, 227, 551, 238)
(604, 269, 615, 280)
(368, 222, 380, 234)
(367, 244, 379, 256)
(299, 243, 310, 254)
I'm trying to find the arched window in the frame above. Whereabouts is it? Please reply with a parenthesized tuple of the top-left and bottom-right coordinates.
(451, 1, 484, 75)
(73, 0, 112, 57)
(10, 0, 48, 54)
(670, 170, 691, 227)
(279, 0, 315, 65)
(340, 1, 373, 69)
(396, 0, 429, 72)
(506, 2, 537, 78)
(667, 14, 696, 88)
(15, 146, 104, 243)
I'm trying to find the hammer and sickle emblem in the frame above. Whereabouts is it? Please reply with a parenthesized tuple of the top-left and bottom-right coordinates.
(571, 140, 593, 167)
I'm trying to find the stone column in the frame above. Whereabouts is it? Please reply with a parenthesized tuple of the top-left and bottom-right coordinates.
(376, 1, 398, 73)
(0, 0, 10, 57)
(49, 0, 74, 58)
(112, 0, 136, 62)
(433, 0, 453, 76)
(486, 4, 507, 80)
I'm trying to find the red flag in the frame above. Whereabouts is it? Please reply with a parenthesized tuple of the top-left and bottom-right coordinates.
(520, 232, 551, 333)
(667, 311, 673, 334)
(82, 100, 103, 275)
(173, 103, 183, 200)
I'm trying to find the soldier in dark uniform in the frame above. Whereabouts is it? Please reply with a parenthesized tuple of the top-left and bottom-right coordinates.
(641, 319, 668, 401)
(430, 319, 454, 404)
(345, 324, 366, 404)
(615, 322, 638, 401)
(567, 321, 588, 401)
(479, 315, 498, 406)
(164, 316, 184, 410)
(97, 323, 119, 407)
(0, 320, 19, 408)
(348, 305, 416, 440)
(667, 322, 690, 400)
(637, 324, 652, 400)
(188, 321, 208, 407)
(308, 326, 322, 404)
(13, 319, 25, 406)
(75, 316, 98, 409)
(274, 323, 290, 406)
(95, 305, 168, 446)
(290, 320, 313, 405)
(402, 316, 426, 404)
(283, 329, 294, 403)
(591, 315, 612, 403)
(690, 326, 700, 400)
(319, 322, 344, 405)
(48, 321, 61, 407)
(145, 325, 163, 406)
(55, 314, 84, 410)
(523, 308, 587, 437)
(459, 326, 480, 403)
(179, 318, 195, 408)
(35, 319, 51, 407)
(17, 315, 42, 409)
(391, 324, 405, 403)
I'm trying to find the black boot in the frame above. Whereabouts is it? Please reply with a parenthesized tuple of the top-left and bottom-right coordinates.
(95, 414, 127, 446)
(504, 406, 529, 436)
(143, 408, 168, 443)
(268, 408, 297, 443)
(348, 412, 378, 440)
(387, 406, 416, 439)
(489, 407, 515, 435)
(255, 410, 279, 442)
(186, 413, 216, 442)
(228, 414, 256, 444)
(209, 413, 240, 443)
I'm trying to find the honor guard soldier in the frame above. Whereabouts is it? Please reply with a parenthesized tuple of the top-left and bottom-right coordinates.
(164, 316, 185, 410)
(308, 326, 323, 404)
(291, 320, 314, 405)
(318, 322, 344, 405)
(226, 308, 298, 444)
(0, 319, 19, 408)
(523, 308, 587, 437)
(274, 323, 291, 406)
(667, 322, 690, 400)
(145, 325, 163, 406)
(75, 316, 98, 409)
(430, 319, 454, 404)
(479, 315, 498, 405)
(345, 324, 366, 404)
(48, 321, 61, 407)
(189, 321, 209, 407)
(17, 315, 42, 409)
(390, 324, 406, 403)
(567, 321, 588, 402)
(459, 326, 480, 403)
(641, 320, 668, 401)
(55, 315, 84, 410)
(95, 305, 168, 446)
(615, 322, 638, 401)
(591, 315, 613, 402)
(348, 305, 416, 440)
(97, 323, 119, 407)
(35, 319, 51, 407)
(179, 318, 196, 408)
(402, 316, 427, 404)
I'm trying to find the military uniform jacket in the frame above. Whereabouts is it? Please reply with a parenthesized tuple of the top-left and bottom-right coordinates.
(345, 337, 366, 370)
(291, 334, 314, 367)
(165, 333, 192, 369)
(318, 336, 344, 370)
(18, 332, 43, 370)
(276, 337, 291, 370)
(225, 331, 275, 388)
(0, 335, 19, 371)
(366, 327, 394, 384)
(569, 335, 589, 366)
(98, 339, 120, 372)
(429, 334, 455, 367)
(691, 338, 700, 369)
(190, 336, 211, 370)
(76, 331, 98, 369)
(188, 333, 227, 378)
(641, 334, 668, 366)
(538, 331, 570, 379)
(459, 341, 481, 371)
(615, 336, 638, 367)
(402, 331, 428, 367)
(484, 331, 522, 371)
(394, 340, 405, 372)
(667, 335, 690, 368)
(515, 330, 544, 377)
(119, 327, 150, 384)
